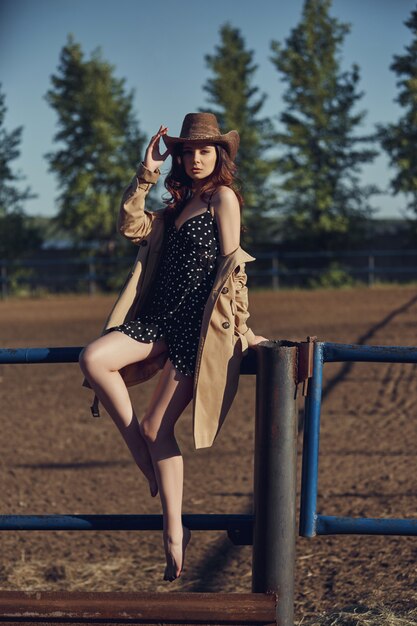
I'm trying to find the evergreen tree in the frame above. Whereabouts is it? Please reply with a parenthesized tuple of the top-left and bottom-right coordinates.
(0, 85, 36, 216)
(0, 85, 41, 259)
(270, 0, 378, 250)
(45, 35, 146, 248)
(203, 23, 276, 247)
(377, 8, 417, 226)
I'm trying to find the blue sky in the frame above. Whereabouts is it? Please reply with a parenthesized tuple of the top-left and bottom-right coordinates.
(0, 0, 415, 218)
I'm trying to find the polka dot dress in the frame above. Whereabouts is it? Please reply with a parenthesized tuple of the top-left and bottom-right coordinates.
(111, 207, 220, 377)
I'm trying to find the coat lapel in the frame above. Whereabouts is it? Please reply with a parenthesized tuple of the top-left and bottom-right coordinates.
(214, 247, 256, 290)
(202, 246, 256, 315)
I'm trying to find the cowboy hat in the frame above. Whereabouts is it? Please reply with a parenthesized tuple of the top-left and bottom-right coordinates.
(162, 112, 239, 161)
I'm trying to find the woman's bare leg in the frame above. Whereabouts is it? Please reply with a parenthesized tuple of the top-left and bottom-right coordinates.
(140, 359, 194, 581)
(79, 331, 168, 497)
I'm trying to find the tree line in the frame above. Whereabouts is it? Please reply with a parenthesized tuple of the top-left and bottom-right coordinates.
(1, 0, 417, 262)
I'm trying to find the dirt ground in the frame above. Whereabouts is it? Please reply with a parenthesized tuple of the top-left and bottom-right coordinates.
(0, 286, 416, 624)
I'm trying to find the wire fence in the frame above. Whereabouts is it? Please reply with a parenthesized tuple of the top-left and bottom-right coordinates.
(2, 249, 417, 297)
(250, 249, 417, 289)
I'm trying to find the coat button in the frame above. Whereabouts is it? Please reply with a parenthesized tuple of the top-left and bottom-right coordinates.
(221, 286, 229, 294)
(141, 240, 148, 246)
(222, 321, 230, 329)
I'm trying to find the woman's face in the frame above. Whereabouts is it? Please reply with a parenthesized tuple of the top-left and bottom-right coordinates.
(181, 143, 217, 182)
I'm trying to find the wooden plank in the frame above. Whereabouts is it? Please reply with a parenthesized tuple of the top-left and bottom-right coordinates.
(0, 591, 277, 624)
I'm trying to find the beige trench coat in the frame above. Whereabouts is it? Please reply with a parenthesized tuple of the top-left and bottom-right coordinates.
(84, 163, 256, 449)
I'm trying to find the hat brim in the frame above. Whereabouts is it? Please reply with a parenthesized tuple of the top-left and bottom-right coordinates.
(162, 130, 239, 161)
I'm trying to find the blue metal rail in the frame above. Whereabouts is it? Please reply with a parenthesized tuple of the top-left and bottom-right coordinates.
(0, 513, 252, 536)
(0, 347, 83, 363)
(3, 344, 416, 541)
(0, 346, 256, 545)
(300, 341, 417, 537)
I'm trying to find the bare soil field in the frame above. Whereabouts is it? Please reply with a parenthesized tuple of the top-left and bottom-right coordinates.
(0, 286, 416, 624)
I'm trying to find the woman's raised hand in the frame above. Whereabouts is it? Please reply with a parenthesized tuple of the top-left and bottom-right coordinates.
(143, 125, 170, 172)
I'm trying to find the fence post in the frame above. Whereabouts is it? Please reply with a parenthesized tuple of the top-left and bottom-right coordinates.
(368, 255, 375, 286)
(88, 258, 97, 296)
(272, 254, 279, 290)
(252, 341, 298, 626)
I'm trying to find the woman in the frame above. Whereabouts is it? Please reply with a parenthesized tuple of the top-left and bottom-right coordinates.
(79, 112, 267, 582)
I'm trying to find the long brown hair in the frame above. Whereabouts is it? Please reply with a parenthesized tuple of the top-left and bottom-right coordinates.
(163, 144, 245, 229)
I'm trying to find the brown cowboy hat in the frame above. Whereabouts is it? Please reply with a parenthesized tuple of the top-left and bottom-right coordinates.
(162, 112, 240, 161)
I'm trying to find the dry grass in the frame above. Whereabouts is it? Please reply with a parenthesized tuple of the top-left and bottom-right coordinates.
(3, 558, 160, 592)
(2, 557, 213, 594)
(301, 605, 417, 626)
(3, 561, 417, 624)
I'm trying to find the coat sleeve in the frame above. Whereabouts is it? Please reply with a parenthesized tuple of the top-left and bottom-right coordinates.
(117, 162, 162, 244)
(232, 262, 256, 346)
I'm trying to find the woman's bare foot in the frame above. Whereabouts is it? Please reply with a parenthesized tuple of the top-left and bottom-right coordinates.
(163, 526, 191, 582)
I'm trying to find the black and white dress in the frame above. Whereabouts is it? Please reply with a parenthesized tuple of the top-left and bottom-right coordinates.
(111, 205, 220, 377)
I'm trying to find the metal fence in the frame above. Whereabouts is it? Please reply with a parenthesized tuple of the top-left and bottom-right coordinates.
(1, 339, 416, 621)
(252, 249, 417, 288)
(0, 256, 126, 298)
(0, 342, 299, 625)
(2, 249, 417, 297)
(300, 341, 417, 537)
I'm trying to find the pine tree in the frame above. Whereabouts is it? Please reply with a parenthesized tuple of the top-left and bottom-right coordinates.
(0, 85, 41, 259)
(45, 35, 146, 248)
(377, 8, 417, 225)
(270, 0, 378, 250)
(203, 23, 276, 247)
(0, 85, 36, 216)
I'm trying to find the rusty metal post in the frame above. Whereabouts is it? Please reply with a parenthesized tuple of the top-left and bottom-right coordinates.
(252, 341, 298, 626)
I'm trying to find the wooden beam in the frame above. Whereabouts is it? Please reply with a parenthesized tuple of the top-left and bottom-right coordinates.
(0, 591, 277, 624)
